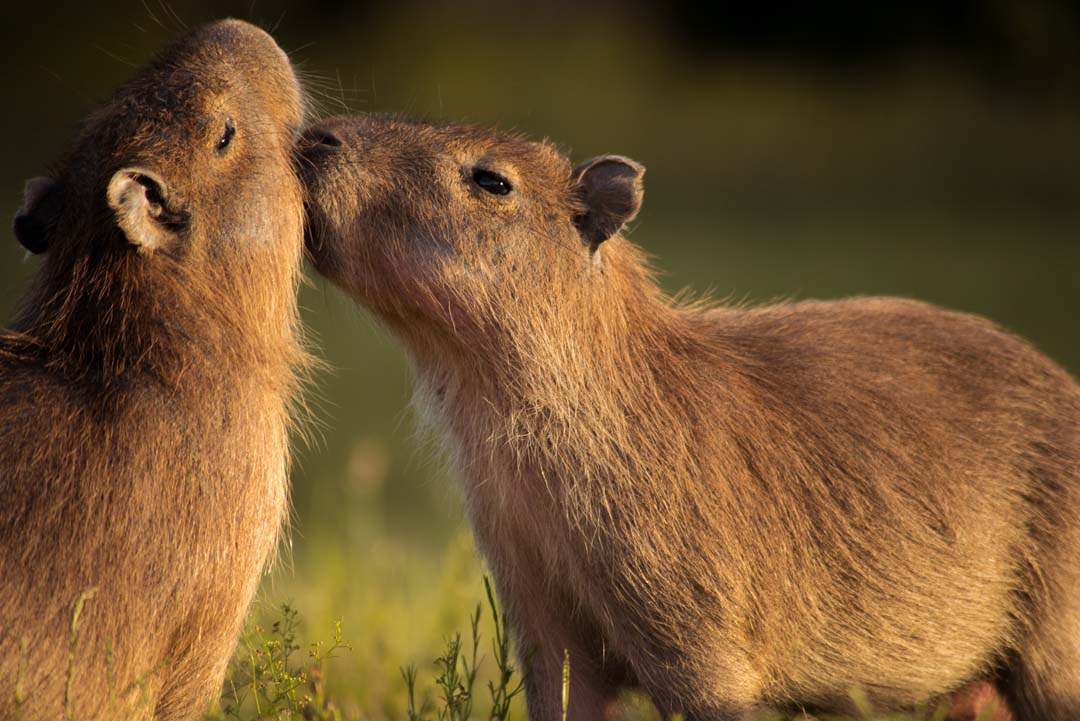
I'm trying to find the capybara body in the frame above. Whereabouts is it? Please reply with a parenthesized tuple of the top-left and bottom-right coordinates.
(0, 20, 307, 720)
(301, 114, 1080, 720)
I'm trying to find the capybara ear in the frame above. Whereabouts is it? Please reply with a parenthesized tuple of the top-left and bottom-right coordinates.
(107, 167, 187, 253)
(13, 176, 60, 255)
(572, 155, 645, 249)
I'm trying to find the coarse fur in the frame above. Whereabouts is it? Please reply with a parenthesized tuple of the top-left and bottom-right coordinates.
(300, 114, 1080, 720)
(0, 20, 309, 720)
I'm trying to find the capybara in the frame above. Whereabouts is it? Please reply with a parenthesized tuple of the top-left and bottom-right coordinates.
(0, 20, 308, 720)
(300, 113, 1078, 721)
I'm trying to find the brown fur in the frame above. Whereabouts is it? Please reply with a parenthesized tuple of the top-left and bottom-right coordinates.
(300, 114, 1080, 721)
(0, 20, 308, 720)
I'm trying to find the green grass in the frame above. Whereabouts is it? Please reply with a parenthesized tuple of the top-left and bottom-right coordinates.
(202, 576, 523, 721)
(267, 532, 528, 721)
(202, 604, 350, 720)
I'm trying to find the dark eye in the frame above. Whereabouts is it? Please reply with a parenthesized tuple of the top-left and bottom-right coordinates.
(216, 117, 236, 153)
(472, 168, 512, 196)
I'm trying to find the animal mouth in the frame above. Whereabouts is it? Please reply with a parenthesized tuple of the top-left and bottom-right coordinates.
(302, 207, 321, 258)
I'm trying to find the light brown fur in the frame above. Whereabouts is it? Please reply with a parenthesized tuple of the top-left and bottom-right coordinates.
(0, 20, 308, 720)
(301, 114, 1080, 721)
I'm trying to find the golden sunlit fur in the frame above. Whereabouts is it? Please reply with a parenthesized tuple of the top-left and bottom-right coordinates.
(0, 20, 308, 720)
(302, 114, 1079, 721)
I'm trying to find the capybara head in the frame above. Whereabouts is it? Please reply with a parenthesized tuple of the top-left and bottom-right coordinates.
(12, 19, 306, 374)
(301, 114, 647, 352)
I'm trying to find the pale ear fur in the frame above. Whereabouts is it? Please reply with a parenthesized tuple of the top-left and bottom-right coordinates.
(106, 167, 184, 252)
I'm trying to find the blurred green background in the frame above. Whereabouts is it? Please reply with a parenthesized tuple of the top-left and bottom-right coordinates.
(3, 2, 1079, 717)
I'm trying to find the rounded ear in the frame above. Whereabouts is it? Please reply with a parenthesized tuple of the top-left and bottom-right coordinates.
(13, 176, 60, 255)
(572, 155, 645, 249)
(107, 167, 187, 253)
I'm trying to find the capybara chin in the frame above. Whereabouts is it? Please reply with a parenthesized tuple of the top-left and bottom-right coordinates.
(0, 20, 308, 721)
(301, 113, 1080, 721)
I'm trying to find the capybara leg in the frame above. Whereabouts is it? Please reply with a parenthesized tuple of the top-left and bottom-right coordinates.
(520, 656, 621, 721)
(1003, 654, 1080, 720)
(629, 673, 755, 721)
(1004, 660, 1080, 720)
(518, 639, 624, 721)
(1002, 605, 1080, 719)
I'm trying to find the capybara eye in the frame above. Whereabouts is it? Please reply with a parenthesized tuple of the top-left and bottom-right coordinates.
(216, 117, 236, 153)
(472, 168, 512, 196)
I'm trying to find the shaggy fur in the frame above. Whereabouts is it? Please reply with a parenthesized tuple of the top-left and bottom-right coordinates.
(0, 21, 308, 720)
(301, 114, 1079, 721)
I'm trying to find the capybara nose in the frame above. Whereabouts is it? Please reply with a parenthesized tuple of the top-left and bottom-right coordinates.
(303, 127, 343, 149)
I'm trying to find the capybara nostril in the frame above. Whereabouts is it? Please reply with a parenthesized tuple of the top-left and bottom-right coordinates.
(306, 128, 343, 148)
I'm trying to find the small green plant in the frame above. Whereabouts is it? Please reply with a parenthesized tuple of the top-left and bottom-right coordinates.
(205, 603, 351, 721)
(402, 576, 525, 721)
(560, 651, 569, 721)
(65, 588, 97, 721)
(486, 579, 523, 721)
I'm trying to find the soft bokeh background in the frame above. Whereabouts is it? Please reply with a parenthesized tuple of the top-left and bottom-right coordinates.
(3, 2, 1079, 717)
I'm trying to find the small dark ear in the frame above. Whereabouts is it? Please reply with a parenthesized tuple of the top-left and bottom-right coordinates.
(572, 155, 645, 248)
(107, 167, 184, 253)
(13, 176, 59, 255)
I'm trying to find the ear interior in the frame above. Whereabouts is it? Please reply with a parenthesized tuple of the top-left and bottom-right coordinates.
(572, 155, 645, 248)
(12, 176, 60, 255)
(107, 167, 185, 252)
